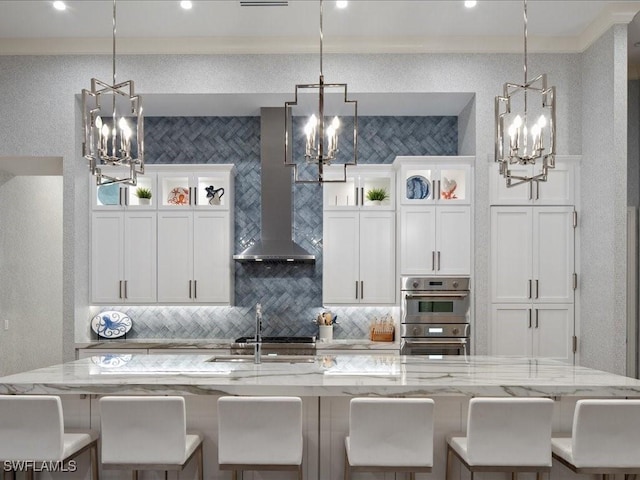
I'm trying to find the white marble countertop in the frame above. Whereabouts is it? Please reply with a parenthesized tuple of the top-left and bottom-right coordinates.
(75, 339, 398, 351)
(2, 354, 640, 398)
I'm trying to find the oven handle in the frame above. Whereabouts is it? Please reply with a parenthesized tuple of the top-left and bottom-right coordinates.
(403, 339, 468, 346)
(404, 292, 469, 299)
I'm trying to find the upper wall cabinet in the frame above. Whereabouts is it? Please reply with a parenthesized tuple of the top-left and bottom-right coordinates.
(157, 167, 232, 210)
(489, 157, 579, 206)
(92, 173, 157, 210)
(322, 164, 395, 210)
(90, 164, 235, 306)
(394, 156, 473, 206)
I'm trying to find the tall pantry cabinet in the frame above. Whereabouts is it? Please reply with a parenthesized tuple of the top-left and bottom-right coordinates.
(489, 157, 580, 363)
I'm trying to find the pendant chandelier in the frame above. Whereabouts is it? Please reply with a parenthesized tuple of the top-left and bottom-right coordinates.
(284, 0, 357, 183)
(495, 0, 556, 188)
(82, 0, 144, 186)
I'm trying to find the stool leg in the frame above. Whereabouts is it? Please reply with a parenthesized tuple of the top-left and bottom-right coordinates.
(231, 470, 237, 480)
(344, 448, 350, 480)
(198, 444, 204, 480)
(26, 468, 34, 480)
(132, 470, 138, 480)
(297, 464, 303, 480)
(445, 444, 453, 480)
(91, 443, 100, 480)
(409, 472, 416, 480)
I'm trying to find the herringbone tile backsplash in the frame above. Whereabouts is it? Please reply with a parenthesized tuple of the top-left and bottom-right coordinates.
(95, 115, 456, 340)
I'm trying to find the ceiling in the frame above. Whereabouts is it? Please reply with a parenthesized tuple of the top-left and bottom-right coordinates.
(2, 1, 640, 116)
(1, 1, 640, 61)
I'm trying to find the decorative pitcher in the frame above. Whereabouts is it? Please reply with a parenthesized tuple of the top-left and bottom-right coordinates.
(205, 185, 225, 206)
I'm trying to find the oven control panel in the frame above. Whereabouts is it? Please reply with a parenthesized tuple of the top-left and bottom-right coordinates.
(401, 323, 470, 338)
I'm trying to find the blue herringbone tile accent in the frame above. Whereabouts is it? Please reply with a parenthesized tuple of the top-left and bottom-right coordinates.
(100, 116, 456, 340)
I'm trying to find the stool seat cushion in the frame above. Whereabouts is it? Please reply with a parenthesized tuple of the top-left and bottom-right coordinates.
(62, 432, 97, 460)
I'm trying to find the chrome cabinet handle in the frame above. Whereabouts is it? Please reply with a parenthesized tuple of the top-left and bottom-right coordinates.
(119, 280, 123, 299)
(355, 187, 359, 206)
(528, 279, 532, 299)
(437, 251, 441, 271)
(189, 280, 192, 299)
(361, 188, 364, 206)
(528, 309, 532, 328)
(355, 281, 359, 299)
(529, 182, 533, 200)
(535, 280, 539, 299)
(124, 187, 129, 206)
(124, 280, 128, 299)
(360, 281, 364, 299)
(432, 251, 436, 271)
(535, 309, 539, 328)
(536, 181, 540, 200)
(194, 280, 197, 299)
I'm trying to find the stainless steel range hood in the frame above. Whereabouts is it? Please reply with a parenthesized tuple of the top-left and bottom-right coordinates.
(233, 107, 315, 263)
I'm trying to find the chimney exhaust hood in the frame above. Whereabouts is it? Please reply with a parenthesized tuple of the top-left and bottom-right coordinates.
(233, 107, 315, 264)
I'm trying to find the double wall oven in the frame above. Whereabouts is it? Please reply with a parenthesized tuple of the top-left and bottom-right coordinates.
(400, 276, 471, 356)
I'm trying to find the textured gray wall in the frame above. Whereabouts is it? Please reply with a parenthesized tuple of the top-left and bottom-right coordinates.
(580, 26, 628, 374)
(0, 47, 620, 367)
(0, 176, 63, 376)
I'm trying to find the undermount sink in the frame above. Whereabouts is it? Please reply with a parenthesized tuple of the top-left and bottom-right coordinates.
(207, 354, 317, 364)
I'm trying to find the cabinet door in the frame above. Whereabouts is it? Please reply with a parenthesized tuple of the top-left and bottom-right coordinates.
(359, 211, 395, 304)
(436, 206, 471, 275)
(91, 212, 124, 303)
(157, 212, 194, 302)
(323, 212, 359, 304)
(532, 304, 574, 363)
(490, 164, 534, 205)
(193, 212, 230, 303)
(535, 161, 575, 205)
(400, 207, 436, 275)
(123, 212, 157, 303)
(491, 207, 533, 303)
(490, 304, 533, 357)
(533, 207, 574, 303)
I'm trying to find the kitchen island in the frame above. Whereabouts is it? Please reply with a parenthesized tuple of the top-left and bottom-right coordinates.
(1, 354, 639, 480)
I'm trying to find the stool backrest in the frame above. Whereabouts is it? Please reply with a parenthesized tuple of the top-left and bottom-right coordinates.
(466, 397, 553, 466)
(100, 396, 187, 464)
(572, 399, 640, 467)
(349, 397, 435, 467)
(0, 395, 64, 461)
(218, 396, 303, 465)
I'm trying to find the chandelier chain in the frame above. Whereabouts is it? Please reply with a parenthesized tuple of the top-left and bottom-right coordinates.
(319, 0, 324, 77)
(523, 0, 527, 85)
(112, 0, 117, 87)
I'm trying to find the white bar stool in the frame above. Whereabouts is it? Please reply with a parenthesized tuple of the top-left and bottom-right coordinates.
(217, 396, 303, 480)
(100, 396, 203, 480)
(344, 397, 435, 480)
(0, 395, 99, 480)
(446, 397, 554, 480)
(551, 399, 640, 480)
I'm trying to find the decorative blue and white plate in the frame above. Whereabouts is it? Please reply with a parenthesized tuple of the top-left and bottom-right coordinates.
(91, 311, 132, 338)
(97, 183, 120, 206)
(91, 354, 133, 368)
(406, 175, 430, 200)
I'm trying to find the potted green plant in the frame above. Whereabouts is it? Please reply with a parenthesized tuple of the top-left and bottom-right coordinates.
(366, 187, 389, 205)
(135, 187, 152, 205)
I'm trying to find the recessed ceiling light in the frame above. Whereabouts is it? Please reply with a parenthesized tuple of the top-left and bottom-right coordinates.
(180, 1, 193, 9)
(53, 1, 67, 11)
(464, 0, 477, 8)
(336, 1, 348, 8)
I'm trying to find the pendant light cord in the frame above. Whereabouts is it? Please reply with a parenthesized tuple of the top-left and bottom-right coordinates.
(319, 0, 324, 78)
(112, 0, 117, 86)
(523, 0, 528, 85)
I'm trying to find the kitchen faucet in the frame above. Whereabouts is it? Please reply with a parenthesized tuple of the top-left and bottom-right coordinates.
(254, 303, 262, 364)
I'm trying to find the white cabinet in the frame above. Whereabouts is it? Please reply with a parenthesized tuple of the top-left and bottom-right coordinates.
(91, 211, 157, 304)
(157, 169, 232, 210)
(90, 164, 235, 306)
(323, 211, 395, 305)
(157, 211, 233, 304)
(395, 156, 473, 205)
(490, 304, 574, 363)
(323, 164, 395, 210)
(399, 206, 471, 275)
(489, 159, 577, 206)
(92, 173, 157, 210)
(491, 206, 575, 304)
